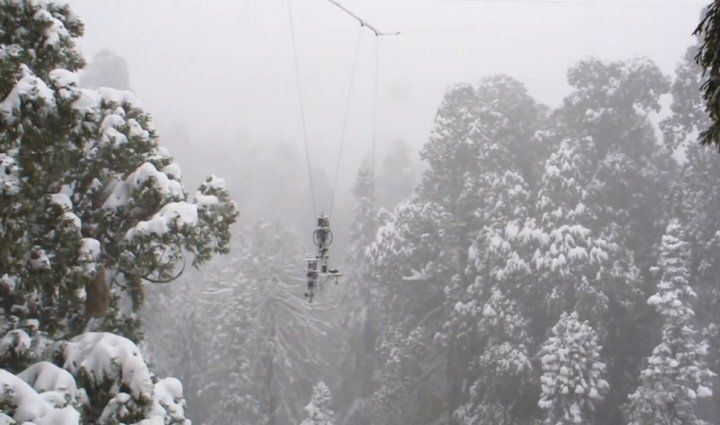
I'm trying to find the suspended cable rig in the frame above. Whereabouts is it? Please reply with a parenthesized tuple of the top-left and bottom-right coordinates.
(286, 0, 399, 302)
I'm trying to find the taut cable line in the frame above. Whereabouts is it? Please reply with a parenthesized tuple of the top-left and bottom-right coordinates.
(286, 0, 318, 219)
(329, 24, 363, 218)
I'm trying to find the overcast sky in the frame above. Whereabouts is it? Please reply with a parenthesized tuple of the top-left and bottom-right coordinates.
(66, 0, 706, 194)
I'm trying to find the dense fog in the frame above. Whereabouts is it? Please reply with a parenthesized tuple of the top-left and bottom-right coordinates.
(2, 1, 720, 424)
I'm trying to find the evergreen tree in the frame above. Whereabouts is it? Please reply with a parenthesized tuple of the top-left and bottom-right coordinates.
(693, 4, 720, 147)
(196, 250, 263, 425)
(0, 332, 191, 424)
(376, 140, 417, 209)
(251, 222, 329, 425)
(337, 159, 379, 425)
(452, 168, 541, 425)
(371, 325, 426, 425)
(418, 83, 477, 211)
(143, 244, 263, 425)
(423, 76, 546, 423)
(534, 138, 641, 330)
(348, 159, 376, 265)
(0, 1, 236, 422)
(301, 382, 336, 425)
(367, 201, 455, 424)
(661, 46, 709, 153)
(0, 0, 238, 347)
(553, 57, 671, 269)
(662, 44, 720, 417)
(625, 219, 715, 425)
(545, 57, 672, 424)
(538, 311, 609, 425)
(453, 289, 534, 425)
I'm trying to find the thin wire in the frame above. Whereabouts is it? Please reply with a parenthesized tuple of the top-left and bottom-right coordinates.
(438, 0, 702, 4)
(369, 36, 380, 211)
(287, 0, 318, 219)
(329, 25, 363, 218)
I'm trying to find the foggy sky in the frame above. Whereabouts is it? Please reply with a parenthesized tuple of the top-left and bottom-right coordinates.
(67, 0, 704, 194)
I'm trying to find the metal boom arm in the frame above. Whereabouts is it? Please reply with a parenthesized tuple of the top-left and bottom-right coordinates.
(326, 0, 400, 36)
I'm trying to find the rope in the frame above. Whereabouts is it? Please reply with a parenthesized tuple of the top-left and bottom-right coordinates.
(287, 0, 318, 219)
(369, 36, 380, 211)
(329, 24, 363, 218)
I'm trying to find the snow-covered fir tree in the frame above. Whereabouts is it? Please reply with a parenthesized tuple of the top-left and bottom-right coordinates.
(143, 242, 263, 425)
(191, 249, 263, 425)
(542, 57, 673, 425)
(149, 220, 331, 425)
(452, 143, 540, 424)
(554, 57, 672, 269)
(453, 289, 534, 425)
(250, 222, 330, 425)
(423, 76, 546, 423)
(371, 325, 425, 425)
(538, 311, 609, 425)
(661, 44, 720, 417)
(417, 83, 478, 211)
(661, 46, 708, 154)
(625, 219, 715, 425)
(416, 83, 482, 424)
(0, 0, 238, 345)
(348, 159, 376, 266)
(301, 382, 336, 425)
(376, 139, 418, 209)
(0, 1, 237, 422)
(534, 137, 641, 331)
(367, 201, 455, 424)
(336, 159, 380, 425)
(0, 332, 191, 424)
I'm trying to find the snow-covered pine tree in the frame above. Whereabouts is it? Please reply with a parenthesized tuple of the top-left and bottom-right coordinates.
(453, 288, 534, 425)
(301, 382, 336, 425)
(348, 159, 376, 267)
(534, 138, 641, 329)
(624, 219, 715, 425)
(143, 240, 264, 425)
(371, 325, 425, 425)
(422, 76, 547, 423)
(195, 246, 264, 425)
(661, 44, 720, 417)
(543, 57, 672, 425)
(452, 149, 540, 425)
(661, 46, 708, 154)
(0, 1, 236, 422)
(0, 0, 238, 347)
(693, 4, 720, 147)
(416, 83, 480, 423)
(141, 268, 207, 417)
(375, 139, 417, 209)
(148, 219, 333, 425)
(337, 159, 380, 425)
(532, 140, 642, 425)
(250, 222, 330, 425)
(538, 311, 609, 425)
(417, 83, 477, 210)
(554, 57, 672, 271)
(0, 332, 191, 424)
(367, 200, 455, 424)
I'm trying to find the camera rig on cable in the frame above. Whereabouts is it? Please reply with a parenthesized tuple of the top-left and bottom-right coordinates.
(305, 215, 342, 302)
